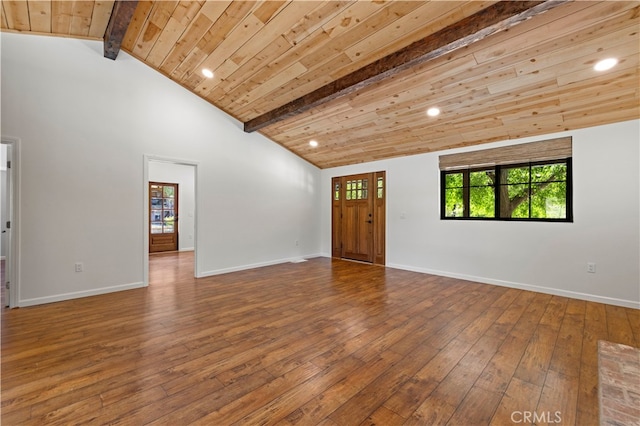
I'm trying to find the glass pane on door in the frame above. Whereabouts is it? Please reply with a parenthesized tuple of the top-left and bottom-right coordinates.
(151, 185, 162, 198)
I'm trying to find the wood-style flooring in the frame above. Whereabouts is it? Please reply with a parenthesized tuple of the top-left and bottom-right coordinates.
(2, 252, 639, 425)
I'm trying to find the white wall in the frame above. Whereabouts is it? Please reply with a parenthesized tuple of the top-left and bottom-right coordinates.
(322, 120, 640, 308)
(149, 161, 195, 252)
(1, 33, 321, 306)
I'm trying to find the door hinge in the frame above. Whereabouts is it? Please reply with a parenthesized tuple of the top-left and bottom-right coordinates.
(6, 161, 11, 169)
(6, 221, 10, 229)
(5, 282, 9, 289)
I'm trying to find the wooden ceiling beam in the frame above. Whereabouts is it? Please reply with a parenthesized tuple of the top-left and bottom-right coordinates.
(244, 0, 569, 133)
(103, 1, 139, 60)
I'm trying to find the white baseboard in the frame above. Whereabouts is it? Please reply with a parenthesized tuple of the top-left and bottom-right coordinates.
(19, 281, 147, 307)
(387, 262, 640, 309)
(179, 248, 194, 252)
(199, 253, 324, 277)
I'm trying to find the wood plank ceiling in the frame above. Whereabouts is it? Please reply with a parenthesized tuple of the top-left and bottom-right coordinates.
(2, 1, 639, 168)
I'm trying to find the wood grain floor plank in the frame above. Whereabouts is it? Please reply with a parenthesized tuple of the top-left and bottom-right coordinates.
(549, 299, 586, 378)
(383, 338, 476, 420)
(360, 404, 406, 426)
(627, 308, 640, 344)
(476, 292, 553, 394)
(490, 377, 543, 425)
(186, 361, 323, 425)
(404, 395, 457, 426)
(2, 253, 636, 425)
(447, 385, 503, 426)
(232, 355, 365, 426)
(536, 369, 579, 426)
(606, 304, 637, 347)
(281, 349, 404, 425)
(106, 367, 273, 424)
(580, 302, 609, 366)
(475, 333, 529, 394)
(576, 301, 610, 423)
(576, 360, 599, 425)
(406, 333, 503, 424)
(328, 342, 440, 425)
(513, 296, 568, 388)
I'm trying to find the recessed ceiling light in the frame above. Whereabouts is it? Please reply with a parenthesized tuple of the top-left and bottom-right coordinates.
(202, 68, 214, 78)
(594, 58, 618, 72)
(427, 107, 440, 117)
(309, 140, 319, 147)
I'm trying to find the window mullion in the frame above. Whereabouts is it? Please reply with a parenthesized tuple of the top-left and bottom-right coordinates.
(495, 165, 501, 219)
(463, 170, 470, 218)
(528, 163, 533, 219)
(566, 158, 573, 221)
(440, 171, 446, 219)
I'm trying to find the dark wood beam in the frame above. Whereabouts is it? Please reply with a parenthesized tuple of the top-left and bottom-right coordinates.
(244, 0, 569, 133)
(103, 1, 139, 60)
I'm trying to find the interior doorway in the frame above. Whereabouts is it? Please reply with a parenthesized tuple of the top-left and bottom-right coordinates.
(1, 144, 9, 306)
(1, 137, 18, 308)
(331, 171, 386, 265)
(144, 156, 197, 285)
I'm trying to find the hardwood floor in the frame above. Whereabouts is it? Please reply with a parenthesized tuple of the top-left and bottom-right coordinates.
(2, 252, 638, 425)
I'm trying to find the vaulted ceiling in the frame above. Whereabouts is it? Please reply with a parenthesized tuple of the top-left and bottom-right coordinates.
(2, 1, 639, 168)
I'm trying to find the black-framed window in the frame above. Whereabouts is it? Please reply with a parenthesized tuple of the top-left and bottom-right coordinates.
(441, 158, 572, 222)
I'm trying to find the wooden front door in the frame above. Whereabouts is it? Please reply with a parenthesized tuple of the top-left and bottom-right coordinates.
(332, 172, 385, 265)
(149, 182, 178, 253)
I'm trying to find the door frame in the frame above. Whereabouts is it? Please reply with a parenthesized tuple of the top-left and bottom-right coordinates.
(332, 171, 386, 265)
(143, 155, 198, 286)
(1, 136, 20, 308)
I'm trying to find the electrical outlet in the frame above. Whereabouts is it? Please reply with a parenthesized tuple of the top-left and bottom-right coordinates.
(75, 262, 83, 273)
(587, 262, 596, 273)
(295, 240, 299, 246)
